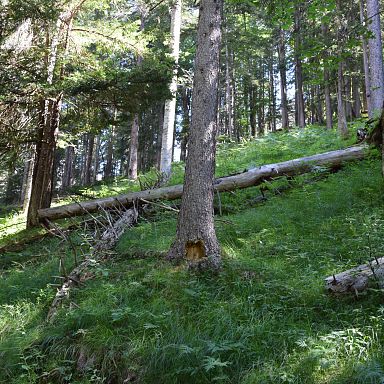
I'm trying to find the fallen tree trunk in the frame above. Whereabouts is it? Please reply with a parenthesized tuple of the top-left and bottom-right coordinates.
(38, 145, 367, 222)
(47, 207, 138, 321)
(325, 257, 384, 294)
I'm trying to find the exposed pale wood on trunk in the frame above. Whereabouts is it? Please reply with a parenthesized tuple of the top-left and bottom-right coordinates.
(37, 145, 367, 222)
(325, 257, 384, 294)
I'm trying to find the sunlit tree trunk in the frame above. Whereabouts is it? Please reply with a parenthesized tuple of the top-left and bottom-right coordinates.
(366, 0, 384, 117)
(160, 0, 182, 180)
(167, 0, 223, 271)
(359, 0, 372, 116)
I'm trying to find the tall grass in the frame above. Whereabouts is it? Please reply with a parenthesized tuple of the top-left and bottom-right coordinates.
(2, 125, 384, 383)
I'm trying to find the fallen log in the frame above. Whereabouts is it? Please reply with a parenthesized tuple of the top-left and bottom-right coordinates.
(38, 145, 367, 222)
(46, 207, 138, 321)
(325, 257, 384, 294)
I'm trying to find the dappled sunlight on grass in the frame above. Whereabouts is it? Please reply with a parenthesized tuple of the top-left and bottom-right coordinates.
(1, 126, 384, 383)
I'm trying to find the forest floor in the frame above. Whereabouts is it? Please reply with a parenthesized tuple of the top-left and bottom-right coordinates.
(2, 124, 384, 384)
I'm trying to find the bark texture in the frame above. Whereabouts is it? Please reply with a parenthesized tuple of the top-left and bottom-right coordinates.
(367, 0, 384, 117)
(166, 0, 223, 270)
(159, 0, 182, 180)
(325, 257, 384, 294)
(278, 28, 289, 130)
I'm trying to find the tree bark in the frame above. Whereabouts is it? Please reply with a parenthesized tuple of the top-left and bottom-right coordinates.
(37, 145, 367, 222)
(62, 145, 75, 190)
(166, 0, 223, 270)
(278, 27, 289, 130)
(325, 257, 384, 294)
(359, 0, 372, 116)
(84, 133, 94, 185)
(128, 114, 139, 179)
(367, 0, 384, 117)
(20, 149, 35, 212)
(180, 86, 190, 162)
(337, 61, 349, 138)
(294, 5, 305, 128)
(159, 0, 182, 180)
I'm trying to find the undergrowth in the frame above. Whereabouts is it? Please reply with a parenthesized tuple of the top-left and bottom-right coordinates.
(2, 124, 384, 383)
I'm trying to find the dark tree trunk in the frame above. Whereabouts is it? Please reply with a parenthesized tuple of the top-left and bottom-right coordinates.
(269, 53, 276, 132)
(294, 5, 305, 128)
(27, 97, 61, 227)
(104, 126, 114, 179)
(84, 133, 94, 185)
(277, 27, 289, 130)
(180, 87, 190, 162)
(167, 0, 223, 271)
(62, 145, 75, 190)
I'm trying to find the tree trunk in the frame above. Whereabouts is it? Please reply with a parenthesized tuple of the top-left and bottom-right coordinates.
(159, 0, 182, 180)
(269, 53, 277, 132)
(322, 24, 333, 129)
(278, 27, 289, 130)
(367, 0, 384, 117)
(180, 87, 190, 162)
(84, 133, 94, 185)
(20, 149, 35, 212)
(62, 145, 75, 190)
(359, 0, 372, 116)
(38, 145, 367, 223)
(337, 61, 349, 138)
(27, 97, 62, 227)
(294, 5, 305, 128)
(104, 126, 114, 179)
(164, 0, 223, 270)
(93, 135, 100, 183)
(128, 114, 139, 179)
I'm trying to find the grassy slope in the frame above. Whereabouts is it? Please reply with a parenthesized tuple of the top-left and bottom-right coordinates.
(2, 126, 384, 383)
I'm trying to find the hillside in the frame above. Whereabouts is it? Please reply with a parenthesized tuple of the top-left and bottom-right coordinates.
(1, 126, 384, 383)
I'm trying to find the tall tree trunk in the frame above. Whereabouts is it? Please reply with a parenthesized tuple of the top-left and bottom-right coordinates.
(180, 86, 190, 162)
(62, 145, 75, 190)
(128, 114, 139, 179)
(359, 0, 373, 116)
(105, 111, 116, 180)
(128, 8, 145, 180)
(167, 0, 223, 271)
(26, 2, 83, 227)
(249, 85, 257, 136)
(269, 53, 276, 132)
(160, 0, 182, 180)
(93, 135, 100, 183)
(337, 62, 348, 138)
(20, 149, 35, 212)
(294, 5, 305, 128)
(84, 133, 94, 185)
(322, 23, 333, 129)
(367, 0, 384, 117)
(278, 27, 289, 129)
(352, 74, 362, 118)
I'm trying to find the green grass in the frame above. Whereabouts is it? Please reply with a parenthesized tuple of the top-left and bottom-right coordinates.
(2, 124, 384, 383)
